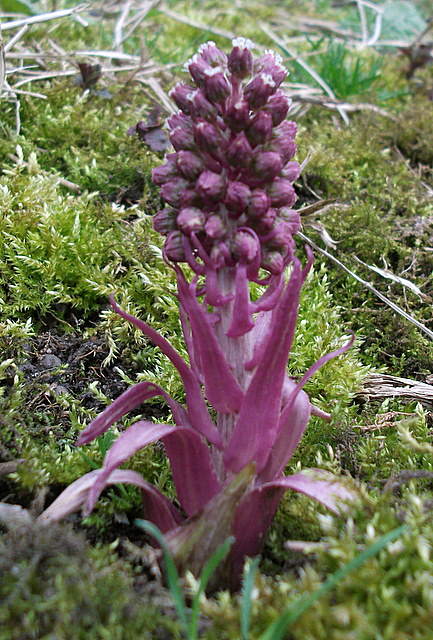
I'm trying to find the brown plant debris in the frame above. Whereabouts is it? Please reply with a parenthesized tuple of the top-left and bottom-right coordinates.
(357, 373, 433, 408)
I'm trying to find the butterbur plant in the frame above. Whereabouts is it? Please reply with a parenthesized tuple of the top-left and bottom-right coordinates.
(41, 39, 355, 587)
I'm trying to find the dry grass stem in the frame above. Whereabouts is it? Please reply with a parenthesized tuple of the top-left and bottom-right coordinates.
(122, 0, 161, 40)
(289, 15, 355, 40)
(137, 75, 177, 114)
(298, 231, 433, 342)
(5, 87, 47, 98)
(3, 25, 30, 53)
(0, 36, 5, 97)
(355, 0, 384, 48)
(113, 0, 133, 51)
(1, 4, 166, 100)
(393, 145, 433, 197)
(384, 469, 433, 492)
(0, 5, 89, 32)
(159, 5, 236, 41)
(258, 21, 350, 124)
(8, 153, 81, 192)
(292, 95, 398, 120)
(353, 256, 424, 298)
(358, 373, 433, 407)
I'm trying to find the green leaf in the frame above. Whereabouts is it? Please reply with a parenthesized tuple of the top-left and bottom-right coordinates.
(134, 519, 190, 636)
(240, 556, 261, 640)
(258, 525, 408, 640)
(135, 519, 234, 640)
(0, 0, 39, 16)
(189, 537, 234, 640)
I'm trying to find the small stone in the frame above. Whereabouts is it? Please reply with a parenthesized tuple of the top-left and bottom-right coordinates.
(41, 354, 62, 369)
(52, 384, 70, 396)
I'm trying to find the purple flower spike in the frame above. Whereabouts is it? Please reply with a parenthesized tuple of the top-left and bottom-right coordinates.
(170, 125, 196, 151)
(197, 41, 228, 66)
(204, 67, 231, 102)
(205, 214, 227, 239)
(224, 181, 251, 217)
(148, 38, 300, 282)
(264, 90, 291, 126)
(177, 207, 206, 235)
(247, 189, 270, 218)
(161, 177, 188, 207)
(228, 37, 254, 79)
(268, 178, 297, 208)
(232, 229, 260, 263)
(153, 207, 178, 235)
(44, 40, 357, 589)
(164, 230, 186, 262)
(253, 151, 283, 182)
(226, 132, 253, 167)
(167, 111, 190, 130)
(269, 137, 297, 165)
(169, 82, 194, 112)
(261, 248, 285, 275)
(152, 156, 178, 185)
(176, 150, 204, 181)
(196, 170, 226, 202)
(210, 243, 228, 269)
(186, 54, 211, 87)
(255, 207, 276, 233)
(244, 73, 276, 109)
(193, 120, 222, 153)
(254, 51, 287, 87)
(281, 161, 301, 182)
(225, 100, 250, 132)
(278, 207, 300, 233)
(189, 89, 218, 121)
(247, 111, 273, 146)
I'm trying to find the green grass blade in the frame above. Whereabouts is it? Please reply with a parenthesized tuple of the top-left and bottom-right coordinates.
(134, 519, 190, 636)
(0, 0, 38, 15)
(258, 525, 408, 640)
(240, 556, 261, 640)
(189, 537, 234, 640)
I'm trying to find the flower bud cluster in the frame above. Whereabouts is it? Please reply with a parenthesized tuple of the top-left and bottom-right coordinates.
(152, 38, 300, 278)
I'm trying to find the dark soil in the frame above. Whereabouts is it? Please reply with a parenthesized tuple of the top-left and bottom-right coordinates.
(14, 330, 168, 434)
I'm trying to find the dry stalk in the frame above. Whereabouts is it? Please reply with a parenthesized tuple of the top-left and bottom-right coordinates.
(8, 153, 81, 192)
(293, 94, 397, 120)
(158, 5, 236, 41)
(0, 5, 89, 32)
(358, 373, 433, 407)
(258, 21, 350, 125)
(298, 231, 433, 342)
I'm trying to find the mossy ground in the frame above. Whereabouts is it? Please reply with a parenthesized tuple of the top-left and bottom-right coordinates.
(1, 0, 433, 638)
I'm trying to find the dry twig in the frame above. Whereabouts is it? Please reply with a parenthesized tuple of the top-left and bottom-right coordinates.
(0, 5, 89, 32)
(258, 21, 350, 125)
(292, 95, 397, 120)
(358, 373, 433, 407)
(298, 231, 433, 341)
(8, 153, 81, 192)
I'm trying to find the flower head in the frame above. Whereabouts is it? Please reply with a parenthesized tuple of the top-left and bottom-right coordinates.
(151, 38, 300, 280)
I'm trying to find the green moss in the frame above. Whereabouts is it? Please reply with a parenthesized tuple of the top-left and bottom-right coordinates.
(1, 83, 158, 196)
(203, 478, 433, 639)
(393, 97, 433, 167)
(297, 108, 433, 376)
(0, 157, 150, 320)
(0, 521, 182, 640)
